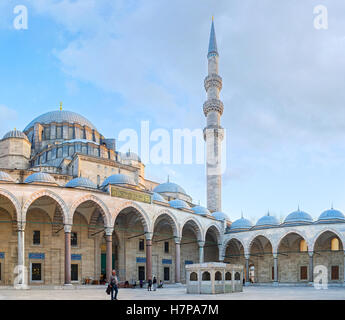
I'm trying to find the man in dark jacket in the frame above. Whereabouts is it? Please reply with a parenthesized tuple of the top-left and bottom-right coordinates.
(147, 278, 152, 291)
(109, 270, 119, 300)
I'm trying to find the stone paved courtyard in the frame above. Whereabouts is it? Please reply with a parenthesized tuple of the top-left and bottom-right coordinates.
(0, 286, 344, 300)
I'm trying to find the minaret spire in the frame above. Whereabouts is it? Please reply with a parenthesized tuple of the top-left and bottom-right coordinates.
(203, 18, 224, 213)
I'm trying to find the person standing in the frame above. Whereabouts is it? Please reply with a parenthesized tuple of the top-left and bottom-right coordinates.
(147, 278, 152, 291)
(109, 270, 119, 300)
(153, 277, 157, 291)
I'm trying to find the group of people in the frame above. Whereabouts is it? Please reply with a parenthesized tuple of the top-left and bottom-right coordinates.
(107, 270, 164, 300)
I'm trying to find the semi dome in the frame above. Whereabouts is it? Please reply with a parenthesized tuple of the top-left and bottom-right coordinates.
(153, 182, 187, 195)
(65, 177, 97, 189)
(152, 192, 168, 203)
(284, 208, 313, 225)
(3, 129, 29, 141)
(192, 205, 211, 216)
(24, 110, 97, 132)
(230, 217, 253, 231)
(318, 208, 345, 223)
(101, 174, 136, 188)
(212, 211, 229, 221)
(255, 213, 280, 228)
(25, 172, 57, 185)
(0, 171, 14, 182)
(169, 199, 190, 210)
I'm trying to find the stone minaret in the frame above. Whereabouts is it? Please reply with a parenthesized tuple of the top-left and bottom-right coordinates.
(203, 18, 224, 213)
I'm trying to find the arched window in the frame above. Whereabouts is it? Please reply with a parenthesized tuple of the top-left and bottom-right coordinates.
(190, 272, 198, 281)
(235, 272, 240, 280)
(215, 271, 222, 281)
(202, 271, 210, 281)
(331, 238, 339, 251)
(300, 239, 308, 252)
(225, 272, 231, 280)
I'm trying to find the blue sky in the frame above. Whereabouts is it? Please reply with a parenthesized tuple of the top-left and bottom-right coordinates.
(1, 0, 345, 223)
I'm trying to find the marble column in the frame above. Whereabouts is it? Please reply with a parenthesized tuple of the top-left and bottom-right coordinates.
(218, 244, 224, 262)
(309, 251, 314, 284)
(146, 233, 153, 281)
(245, 255, 250, 286)
(105, 227, 114, 282)
(199, 241, 205, 264)
(17, 224, 26, 287)
(175, 238, 181, 283)
(64, 224, 72, 285)
(273, 252, 278, 286)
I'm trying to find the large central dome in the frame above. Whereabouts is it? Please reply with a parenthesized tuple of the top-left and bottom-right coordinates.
(24, 110, 97, 132)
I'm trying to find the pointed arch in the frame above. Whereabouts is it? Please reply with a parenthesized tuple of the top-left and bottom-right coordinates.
(22, 189, 69, 224)
(69, 194, 111, 227)
(275, 229, 310, 254)
(205, 223, 222, 244)
(0, 188, 21, 224)
(180, 217, 203, 241)
(222, 236, 246, 259)
(247, 233, 274, 255)
(152, 209, 179, 238)
(311, 227, 345, 252)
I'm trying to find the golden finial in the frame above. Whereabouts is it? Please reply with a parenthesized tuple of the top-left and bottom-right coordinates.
(14, 127, 16, 131)
(212, 16, 214, 21)
(59, 102, 63, 111)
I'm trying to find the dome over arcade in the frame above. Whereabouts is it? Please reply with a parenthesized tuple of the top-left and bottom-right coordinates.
(192, 205, 211, 216)
(24, 172, 58, 185)
(65, 177, 97, 190)
(169, 199, 190, 210)
(24, 110, 97, 132)
(283, 208, 313, 225)
(2, 129, 29, 141)
(153, 181, 187, 195)
(101, 174, 137, 188)
(230, 216, 253, 231)
(318, 208, 345, 223)
(120, 151, 141, 162)
(152, 192, 168, 203)
(212, 211, 229, 221)
(0, 171, 14, 182)
(255, 213, 280, 228)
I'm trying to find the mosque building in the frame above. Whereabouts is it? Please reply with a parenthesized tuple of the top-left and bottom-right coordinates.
(0, 20, 344, 287)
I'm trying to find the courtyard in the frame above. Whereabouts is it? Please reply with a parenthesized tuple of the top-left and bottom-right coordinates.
(0, 285, 344, 300)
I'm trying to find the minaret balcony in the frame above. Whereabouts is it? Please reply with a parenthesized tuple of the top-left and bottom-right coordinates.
(204, 74, 223, 92)
(203, 99, 224, 117)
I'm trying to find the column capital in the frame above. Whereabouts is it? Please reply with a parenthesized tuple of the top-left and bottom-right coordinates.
(198, 240, 205, 248)
(104, 227, 114, 236)
(64, 224, 72, 233)
(244, 253, 250, 260)
(174, 236, 182, 244)
(145, 232, 153, 241)
(308, 251, 314, 257)
(273, 252, 278, 259)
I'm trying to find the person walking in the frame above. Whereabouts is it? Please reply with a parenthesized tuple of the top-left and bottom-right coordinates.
(153, 277, 157, 291)
(109, 270, 119, 300)
(147, 278, 152, 291)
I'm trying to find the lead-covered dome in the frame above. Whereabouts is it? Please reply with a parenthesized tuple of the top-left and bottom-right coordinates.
(25, 172, 58, 185)
(153, 182, 187, 195)
(24, 110, 97, 132)
(192, 205, 211, 216)
(230, 217, 253, 231)
(101, 174, 136, 188)
(169, 199, 190, 210)
(212, 211, 229, 221)
(152, 192, 168, 203)
(65, 177, 97, 190)
(284, 208, 313, 225)
(318, 208, 345, 223)
(3, 129, 29, 141)
(0, 171, 14, 182)
(255, 213, 280, 228)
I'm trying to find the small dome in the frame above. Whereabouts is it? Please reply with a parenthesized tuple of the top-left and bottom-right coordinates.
(24, 110, 97, 132)
(192, 206, 211, 216)
(153, 182, 187, 195)
(169, 199, 190, 210)
(230, 217, 253, 231)
(101, 174, 136, 188)
(318, 208, 345, 223)
(25, 172, 57, 185)
(212, 211, 229, 221)
(3, 129, 29, 141)
(255, 213, 280, 228)
(284, 208, 313, 225)
(152, 192, 168, 203)
(121, 151, 141, 162)
(65, 177, 97, 189)
(0, 171, 14, 182)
